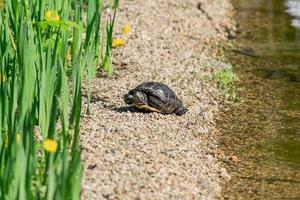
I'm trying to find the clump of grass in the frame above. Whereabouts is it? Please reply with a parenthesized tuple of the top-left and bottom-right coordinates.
(0, 0, 118, 199)
(213, 68, 240, 101)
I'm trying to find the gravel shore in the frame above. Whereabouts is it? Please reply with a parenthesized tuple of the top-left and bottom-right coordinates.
(81, 0, 235, 199)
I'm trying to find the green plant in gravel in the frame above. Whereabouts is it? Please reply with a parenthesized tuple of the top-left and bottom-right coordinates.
(0, 0, 118, 199)
(213, 68, 240, 101)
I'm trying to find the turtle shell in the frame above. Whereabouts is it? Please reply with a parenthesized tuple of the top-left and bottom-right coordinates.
(124, 82, 188, 115)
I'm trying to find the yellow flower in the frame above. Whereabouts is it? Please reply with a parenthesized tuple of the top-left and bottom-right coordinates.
(122, 24, 132, 35)
(44, 10, 60, 22)
(112, 38, 126, 48)
(43, 139, 58, 153)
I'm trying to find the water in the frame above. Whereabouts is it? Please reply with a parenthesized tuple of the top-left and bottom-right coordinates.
(286, 0, 300, 29)
(220, 0, 300, 199)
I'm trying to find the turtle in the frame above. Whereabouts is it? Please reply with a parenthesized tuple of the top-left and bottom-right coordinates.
(124, 82, 188, 116)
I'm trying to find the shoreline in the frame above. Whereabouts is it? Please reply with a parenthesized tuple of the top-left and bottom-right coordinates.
(80, 0, 236, 199)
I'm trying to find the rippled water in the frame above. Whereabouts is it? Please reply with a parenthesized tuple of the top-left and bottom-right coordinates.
(220, 0, 300, 199)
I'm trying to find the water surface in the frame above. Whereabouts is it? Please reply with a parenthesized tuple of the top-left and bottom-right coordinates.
(220, 0, 300, 199)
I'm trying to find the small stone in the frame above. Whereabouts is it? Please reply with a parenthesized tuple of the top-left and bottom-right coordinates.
(229, 155, 239, 163)
(87, 164, 97, 170)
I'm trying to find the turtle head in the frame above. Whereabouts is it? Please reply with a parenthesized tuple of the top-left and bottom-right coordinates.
(124, 91, 148, 106)
(174, 106, 188, 116)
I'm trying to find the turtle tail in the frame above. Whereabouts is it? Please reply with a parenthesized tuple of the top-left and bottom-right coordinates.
(174, 106, 188, 116)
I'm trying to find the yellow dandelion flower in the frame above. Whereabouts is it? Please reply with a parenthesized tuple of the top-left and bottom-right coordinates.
(43, 139, 58, 153)
(122, 24, 132, 35)
(112, 38, 126, 48)
(44, 10, 60, 22)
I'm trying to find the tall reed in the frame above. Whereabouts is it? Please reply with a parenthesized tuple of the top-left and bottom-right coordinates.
(0, 0, 117, 199)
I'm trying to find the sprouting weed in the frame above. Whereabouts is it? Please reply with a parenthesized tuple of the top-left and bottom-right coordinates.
(44, 10, 60, 21)
(112, 38, 126, 48)
(43, 139, 58, 153)
(122, 24, 132, 35)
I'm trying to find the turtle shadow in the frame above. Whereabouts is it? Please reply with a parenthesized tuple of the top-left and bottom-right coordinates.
(113, 106, 152, 114)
